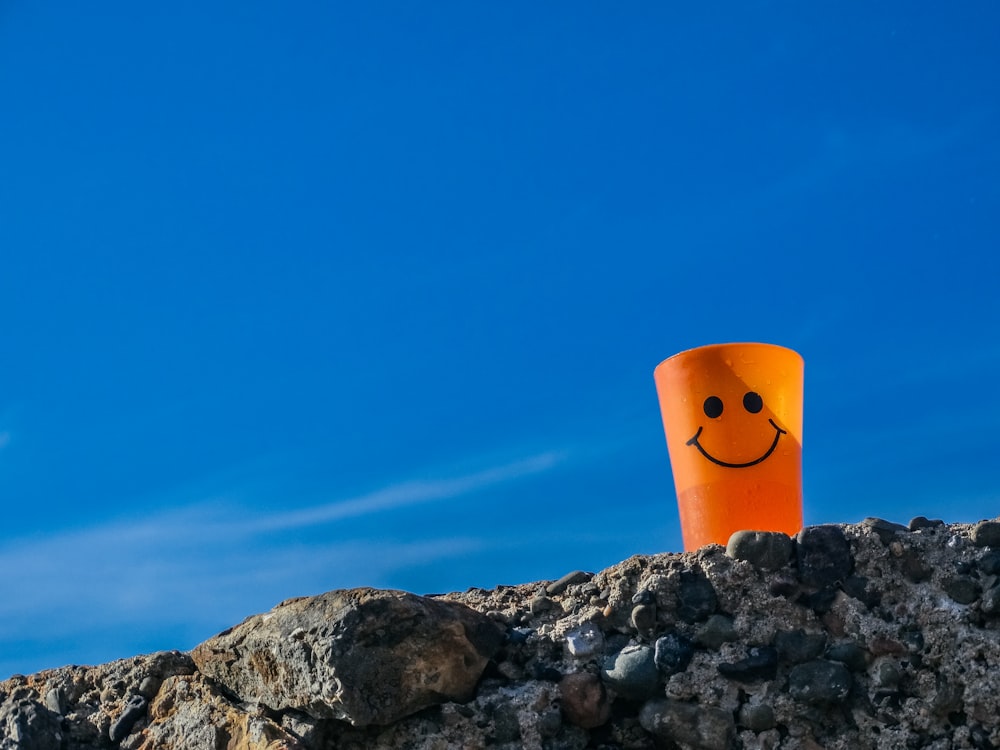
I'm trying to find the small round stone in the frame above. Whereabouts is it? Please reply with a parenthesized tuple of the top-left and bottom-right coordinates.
(982, 584, 1000, 616)
(942, 575, 981, 604)
(871, 660, 902, 688)
(654, 632, 694, 675)
(640, 698, 736, 749)
(774, 629, 828, 664)
(979, 550, 1000, 575)
(909, 516, 945, 531)
(826, 642, 870, 672)
(492, 704, 521, 743)
(631, 604, 656, 632)
(796, 526, 854, 587)
(726, 530, 794, 571)
(718, 646, 778, 682)
(738, 702, 776, 731)
(695, 614, 737, 650)
(601, 645, 660, 701)
(860, 517, 910, 544)
(973, 520, 1000, 548)
(559, 673, 611, 729)
(788, 660, 852, 704)
(676, 570, 718, 623)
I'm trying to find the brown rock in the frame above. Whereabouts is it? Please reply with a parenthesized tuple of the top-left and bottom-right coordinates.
(191, 588, 505, 727)
(558, 672, 610, 729)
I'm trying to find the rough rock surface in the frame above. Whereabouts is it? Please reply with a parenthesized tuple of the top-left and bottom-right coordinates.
(5, 518, 1000, 749)
(191, 588, 505, 727)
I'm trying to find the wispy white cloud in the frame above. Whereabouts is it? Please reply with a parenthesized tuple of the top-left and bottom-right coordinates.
(235, 450, 566, 534)
(0, 448, 570, 674)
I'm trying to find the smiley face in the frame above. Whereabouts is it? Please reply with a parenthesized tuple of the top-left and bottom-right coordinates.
(685, 390, 787, 468)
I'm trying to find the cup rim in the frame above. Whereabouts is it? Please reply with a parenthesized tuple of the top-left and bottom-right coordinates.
(655, 342, 802, 371)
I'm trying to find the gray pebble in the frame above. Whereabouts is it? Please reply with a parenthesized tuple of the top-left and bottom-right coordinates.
(530, 595, 559, 616)
(738, 702, 776, 731)
(492, 704, 521, 743)
(565, 622, 604, 659)
(909, 515, 944, 531)
(138, 676, 161, 700)
(718, 646, 778, 682)
(826, 642, 870, 672)
(871, 660, 902, 688)
(788, 660, 852, 704)
(861, 517, 910, 544)
(979, 550, 1000, 575)
(774, 629, 827, 663)
(695, 614, 737, 649)
(43, 688, 63, 715)
(631, 603, 656, 632)
(726, 530, 794, 571)
(654, 632, 694, 675)
(942, 575, 981, 604)
(981, 583, 1000, 616)
(601, 645, 660, 701)
(546, 570, 591, 596)
(640, 698, 736, 750)
(109, 694, 148, 743)
(796, 526, 854, 587)
(676, 570, 718, 623)
(898, 547, 933, 583)
(631, 588, 655, 605)
(536, 708, 562, 738)
(973, 520, 1000, 548)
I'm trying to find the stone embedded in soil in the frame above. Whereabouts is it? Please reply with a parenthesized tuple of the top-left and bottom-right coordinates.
(826, 641, 870, 672)
(861, 516, 910, 544)
(981, 584, 1000, 616)
(718, 646, 778, 682)
(943, 575, 982, 604)
(973, 520, 1000, 547)
(565, 621, 604, 658)
(695, 614, 737, 649)
(979, 550, 1000, 575)
(676, 569, 717, 623)
(774, 629, 828, 663)
(654, 632, 695, 675)
(640, 698, 736, 750)
(559, 672, 611, 729)
(726, 530, 794, 570)
(738, 702, 776, 731)
(909, 515, 945, 531)
(788, 660, 852, 704)
(108, 694, 148, 742)
(546, 570, 591, 596)
(601, 644, 660, 701)
(796, 525, 854, 586)
(631, 603, 656, 632)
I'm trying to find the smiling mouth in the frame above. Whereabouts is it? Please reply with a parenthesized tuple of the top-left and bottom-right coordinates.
(686, 419, 787, 468)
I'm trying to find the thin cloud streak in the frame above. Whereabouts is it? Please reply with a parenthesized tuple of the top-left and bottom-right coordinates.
(0, 448, 569, 638)
(236, 450, 568, 534)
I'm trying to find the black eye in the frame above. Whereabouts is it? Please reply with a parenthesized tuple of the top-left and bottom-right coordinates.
(743, 391, 763, 413)
(703, 396, 724, 418)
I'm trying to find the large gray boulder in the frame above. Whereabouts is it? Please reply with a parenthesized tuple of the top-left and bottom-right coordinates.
(191, 588, 505, 726)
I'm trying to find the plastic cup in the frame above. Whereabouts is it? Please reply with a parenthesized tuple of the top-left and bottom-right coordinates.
(653, 343, 804, 550)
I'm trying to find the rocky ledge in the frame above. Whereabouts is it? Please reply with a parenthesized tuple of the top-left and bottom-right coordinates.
(5, 517, 1000, 749)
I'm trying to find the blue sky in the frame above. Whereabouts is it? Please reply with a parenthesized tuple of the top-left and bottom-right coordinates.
(1, 3, 999, 677)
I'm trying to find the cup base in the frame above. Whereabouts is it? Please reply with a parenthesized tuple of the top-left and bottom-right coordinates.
(677, 479, 802, 551)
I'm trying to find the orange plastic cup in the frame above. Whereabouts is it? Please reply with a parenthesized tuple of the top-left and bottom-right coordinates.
(653, 343, 804, 550)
